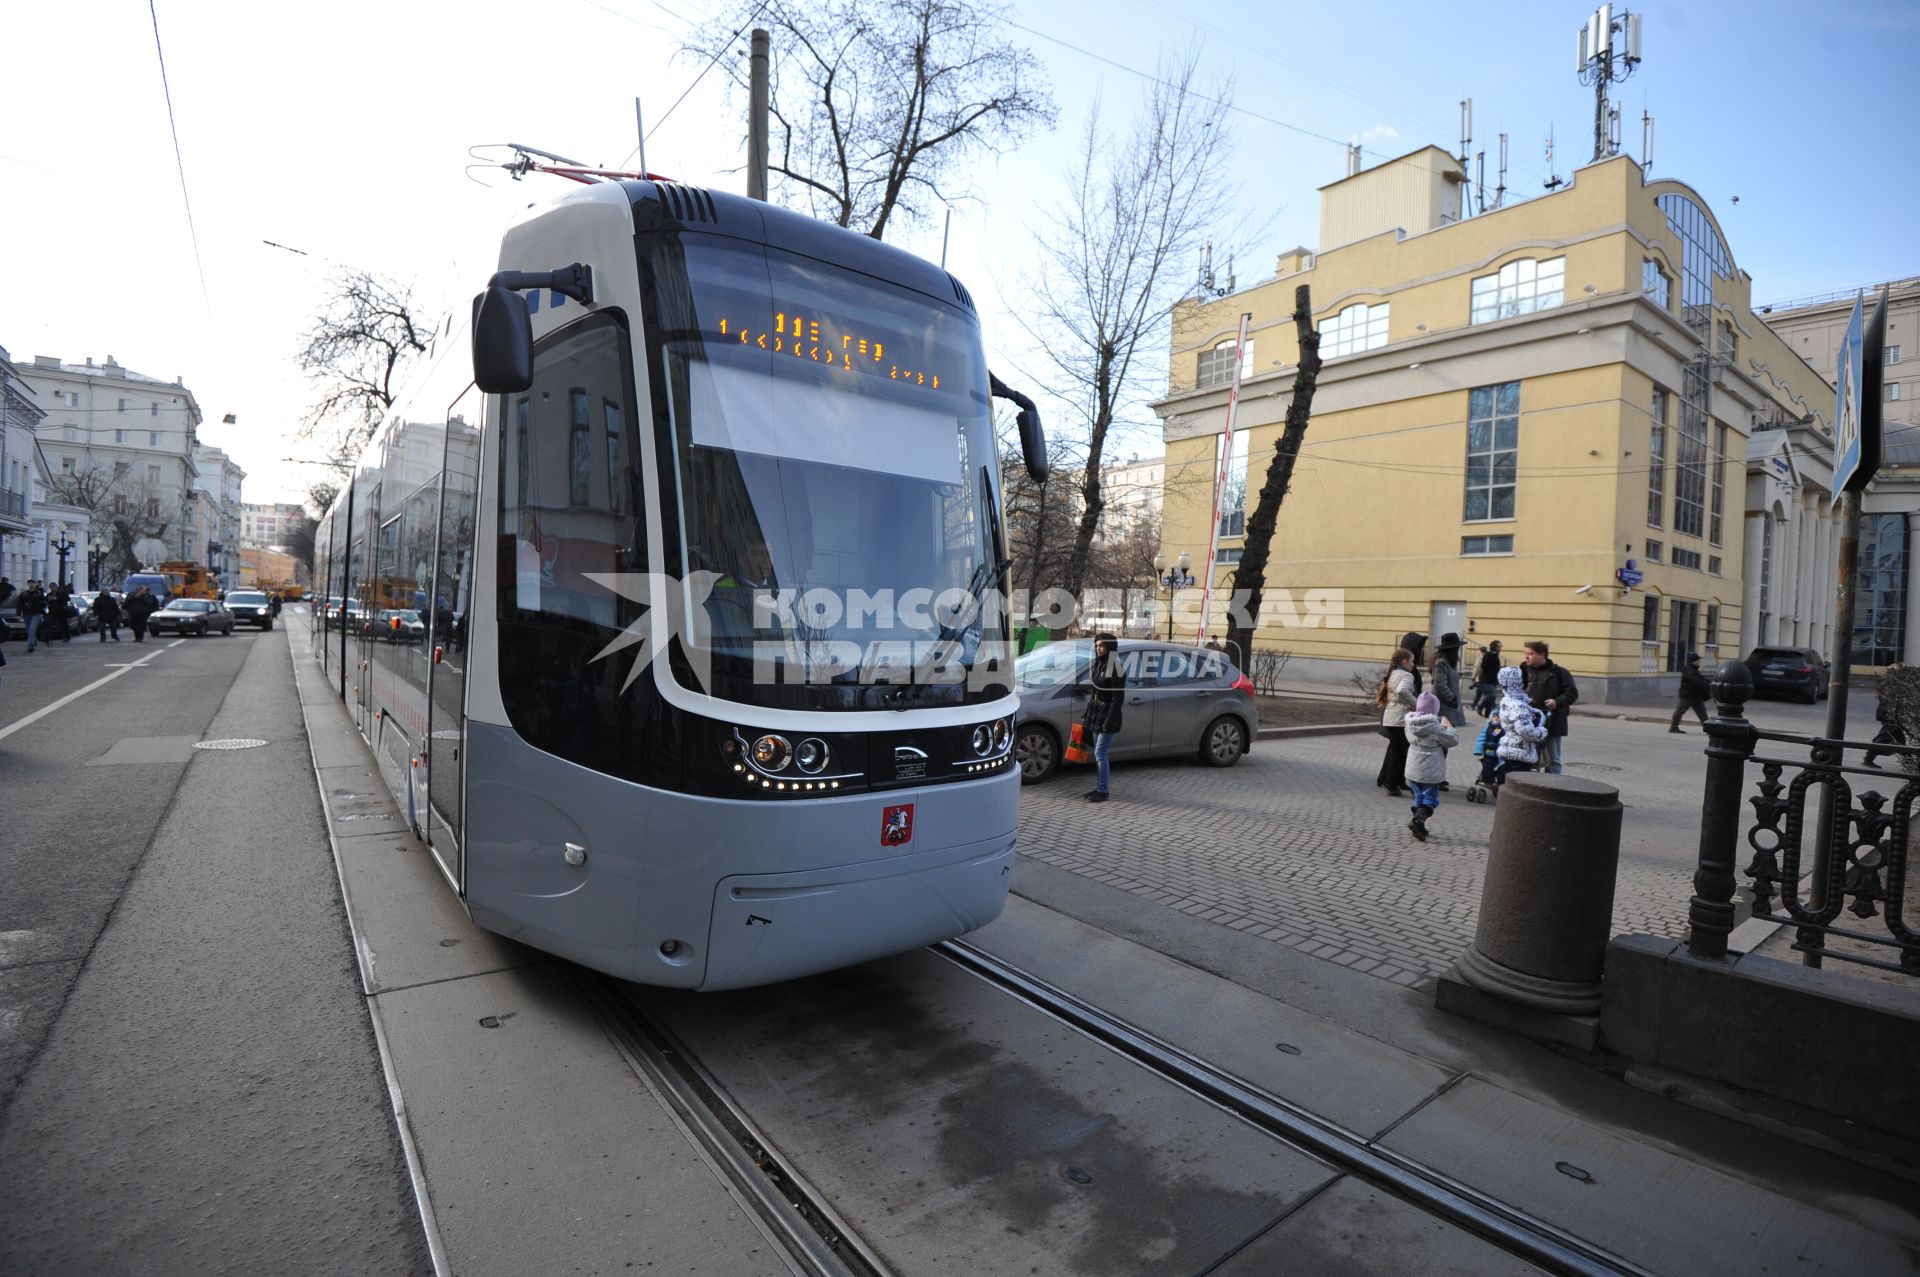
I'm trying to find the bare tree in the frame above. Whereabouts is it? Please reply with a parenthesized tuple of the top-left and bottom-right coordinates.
(298, 268, 429, 455)
(46, 464, 181, 579)
(1225, 285, 1323, 665)
(688, 0, 1053, 239)
(1022, 49, 1237, 619)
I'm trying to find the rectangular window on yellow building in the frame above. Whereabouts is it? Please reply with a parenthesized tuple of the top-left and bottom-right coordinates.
(1674, 363, 1710, 537)
(1648, 388, 1667, 527)
(1710, 423, 1726, 545)
(1461, 535, 1513, 556)
(1216, 430, 1248, 539)
(1464, 382, 1518, 522)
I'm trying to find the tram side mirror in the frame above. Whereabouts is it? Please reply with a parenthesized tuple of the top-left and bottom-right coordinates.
(1017, 406, 1048, 483)
(472, 284, 533, 394)
(989, 371, 1049, 482)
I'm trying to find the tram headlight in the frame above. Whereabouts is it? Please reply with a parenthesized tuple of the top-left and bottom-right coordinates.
(795, 737, 829, 774)
(751, 734, 792, 772)
(991, 718, 1011, 752)
(971, 724, 994, 756)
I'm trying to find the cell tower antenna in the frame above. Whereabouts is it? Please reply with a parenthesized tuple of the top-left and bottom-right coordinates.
(1495, 133, 1509, 209)
(1475, 150, 1486, 215)
(1544, 127, 1564, 191)
(1642, 110, 1655, 173)
(1577, 5, 1643, 163)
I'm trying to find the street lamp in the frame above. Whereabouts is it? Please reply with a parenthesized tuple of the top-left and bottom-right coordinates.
(88, 535, 105, 589)
(53, 530, 73, 590)
(1153, 551, 1194, 641)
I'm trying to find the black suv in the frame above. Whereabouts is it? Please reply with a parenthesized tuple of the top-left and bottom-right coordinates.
(1744, 645, 1830, 703)
(224, 590, 275, 631)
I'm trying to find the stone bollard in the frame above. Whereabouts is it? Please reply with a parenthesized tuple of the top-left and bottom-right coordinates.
(1438, 773, 1623, 1040)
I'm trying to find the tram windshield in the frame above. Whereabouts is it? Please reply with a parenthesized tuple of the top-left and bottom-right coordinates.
(646, 234, 1009, 711)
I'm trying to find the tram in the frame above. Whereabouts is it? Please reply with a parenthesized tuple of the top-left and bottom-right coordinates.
(312, 174, 1048, 990)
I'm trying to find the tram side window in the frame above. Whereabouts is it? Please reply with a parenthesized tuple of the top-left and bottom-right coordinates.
(497, 313, 648, 762)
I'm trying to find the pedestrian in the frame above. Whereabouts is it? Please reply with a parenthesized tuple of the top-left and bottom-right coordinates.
(1399, 630, 1428, 694)
(19, 581, 46, 652)
(1472, 640, 1503, 717)
(94, 587, 123, 642)
(1865, 662, 1907, 768)
(1669, 653, 1710, 734)
(45, 586, 73, 643)
(1492, 665, 1548, 781)
(0, 575, 13, 609)
(1404, 690, 1459, 840)
(1521, 640, 1577, 774)
(1083, 632, 1126, 803)
(127, 586, 157, 644)
(1374, 646, 1417, 798)
(1432, 633, 1467, 787)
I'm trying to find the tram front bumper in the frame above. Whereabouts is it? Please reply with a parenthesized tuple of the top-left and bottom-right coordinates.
(700, 832, 1015, 991)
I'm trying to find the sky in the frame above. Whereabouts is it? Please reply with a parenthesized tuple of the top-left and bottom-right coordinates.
(2, 0, 1915, 505)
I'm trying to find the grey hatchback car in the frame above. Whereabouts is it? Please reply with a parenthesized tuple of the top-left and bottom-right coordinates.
(1013, 639, 1257, 783)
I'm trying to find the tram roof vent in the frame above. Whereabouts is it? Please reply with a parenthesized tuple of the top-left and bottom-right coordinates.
(947, 273, 975, 313)
(657, 181, 720, 225)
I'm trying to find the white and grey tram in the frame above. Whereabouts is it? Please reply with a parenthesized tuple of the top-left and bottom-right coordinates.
(312, 176, 1049, 990)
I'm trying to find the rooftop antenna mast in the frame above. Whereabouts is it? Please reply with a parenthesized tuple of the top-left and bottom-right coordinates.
(1544, 127, 1564, 191)
(1459, 98, 1474, 213)
(1641, 109, 1655, 173)
(1495, 132, 1509, 209)
(1577, 5, 1643, 163)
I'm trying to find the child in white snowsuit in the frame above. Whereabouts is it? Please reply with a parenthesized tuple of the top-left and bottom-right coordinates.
(1403, 691, 1459, 841)
(1493, 666, 1549, 782)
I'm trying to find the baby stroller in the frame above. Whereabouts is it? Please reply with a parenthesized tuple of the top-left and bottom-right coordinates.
(1465, 710, 1543, 804)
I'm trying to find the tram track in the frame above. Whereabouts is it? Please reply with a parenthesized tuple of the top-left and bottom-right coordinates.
(582, 939, 1659, 1277)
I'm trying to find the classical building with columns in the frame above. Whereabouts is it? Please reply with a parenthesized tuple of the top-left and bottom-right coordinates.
(1753, 278, 1920, 670)
(1154, 148, 1835, 702)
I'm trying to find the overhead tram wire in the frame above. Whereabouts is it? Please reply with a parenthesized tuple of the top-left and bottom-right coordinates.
(616, 0, 775, 169)
(147, 0, 210, 320)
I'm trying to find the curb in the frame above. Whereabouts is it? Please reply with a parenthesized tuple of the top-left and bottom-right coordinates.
(1256, 722, 1379, 741)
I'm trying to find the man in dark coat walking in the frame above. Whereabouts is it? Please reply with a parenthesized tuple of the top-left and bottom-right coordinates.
(94, 588, 123, 642)
(1472, 640, 1502, 716)
(126, 586, 159, 643)
(1669, 653, 1710, 733)
(1521, 640, 1577, 774)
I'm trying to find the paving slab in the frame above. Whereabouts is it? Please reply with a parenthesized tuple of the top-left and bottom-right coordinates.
(332, 827, 543, 994)
(373, 962, 790, 1277)
(1212, 1177, 1549, 1276)
(1377, 1076, 1920, 1276)
(965, 894, 1456, 1139)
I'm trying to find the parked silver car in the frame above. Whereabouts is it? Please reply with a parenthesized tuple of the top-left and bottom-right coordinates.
(149, 597, 236, 637)
(1013, 639, 1257, 783)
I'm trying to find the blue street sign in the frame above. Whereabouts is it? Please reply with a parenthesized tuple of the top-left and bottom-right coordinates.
(1833, 293, 1865, 497)
(1617, 566, 1644, 587)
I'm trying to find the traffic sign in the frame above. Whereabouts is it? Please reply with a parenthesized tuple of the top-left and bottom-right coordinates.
(1833, 293, 1864, 497)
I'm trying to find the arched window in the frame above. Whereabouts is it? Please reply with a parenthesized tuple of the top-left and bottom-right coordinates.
(1470, 257, 1564, 324)
(1321, 302, 1389, 358)
(1196, 337, 1253, 389)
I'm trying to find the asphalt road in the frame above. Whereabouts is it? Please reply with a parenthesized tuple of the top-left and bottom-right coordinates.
(0, 621, 430, 1275)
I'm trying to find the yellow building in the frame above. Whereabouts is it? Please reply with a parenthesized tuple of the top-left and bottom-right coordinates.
(1155, 148, 1833, 702)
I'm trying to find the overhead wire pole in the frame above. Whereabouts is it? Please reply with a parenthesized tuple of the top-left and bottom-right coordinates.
(748, 28, 769, 201)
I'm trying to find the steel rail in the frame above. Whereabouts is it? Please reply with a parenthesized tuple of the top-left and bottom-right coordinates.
(577, 972, 893, 1277)
(934, 939, 1658, 1277)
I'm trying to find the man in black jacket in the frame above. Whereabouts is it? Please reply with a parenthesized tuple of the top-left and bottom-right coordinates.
(1472, 640, 1503, 717)
(1670, 653, 1711, 733)
(1084, 633, 1126, 803)
(1522, 640, 1577, 774)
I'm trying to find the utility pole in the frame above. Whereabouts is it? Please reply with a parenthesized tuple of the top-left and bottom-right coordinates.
(748, 28, 769, 201)
(1576, 5, 1642, 163)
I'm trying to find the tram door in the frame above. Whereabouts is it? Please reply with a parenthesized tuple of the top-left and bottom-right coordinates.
(425, 389, 482, 889)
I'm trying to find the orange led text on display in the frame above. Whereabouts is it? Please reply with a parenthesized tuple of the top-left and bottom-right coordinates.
(717, 314, 941, 390)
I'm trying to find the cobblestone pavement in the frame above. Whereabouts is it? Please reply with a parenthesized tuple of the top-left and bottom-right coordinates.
(1015, 711, 1884, 991)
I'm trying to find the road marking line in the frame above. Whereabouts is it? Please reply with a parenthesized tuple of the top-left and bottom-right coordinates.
(0, 647, 167, 743)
